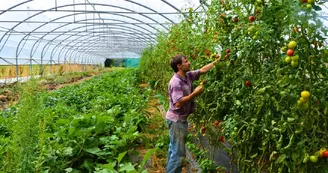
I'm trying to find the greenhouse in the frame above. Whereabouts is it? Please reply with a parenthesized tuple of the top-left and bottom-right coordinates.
(0, 0, 328, 172)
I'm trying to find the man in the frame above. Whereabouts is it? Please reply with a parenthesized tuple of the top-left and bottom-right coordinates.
(166, 54, 220, 173)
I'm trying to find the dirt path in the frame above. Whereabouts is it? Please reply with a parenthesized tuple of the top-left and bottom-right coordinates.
(50, 76, 94, 90)
(138, 83, 188, 173)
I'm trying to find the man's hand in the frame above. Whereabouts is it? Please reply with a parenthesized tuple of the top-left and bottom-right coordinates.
(213, 56, 221, 64)
(194, 85, 204, 96)
(174, 85, 204, 108)
(200, 57, 221, 75)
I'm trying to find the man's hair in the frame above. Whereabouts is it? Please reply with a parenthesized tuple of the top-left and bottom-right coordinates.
(170, 54, 186, 72)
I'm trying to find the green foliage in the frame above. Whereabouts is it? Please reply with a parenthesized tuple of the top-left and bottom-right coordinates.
(139, 0, 328, 172)
(0, 69, 154, 172)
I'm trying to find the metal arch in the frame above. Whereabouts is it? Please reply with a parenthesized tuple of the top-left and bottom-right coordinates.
(46, 32, 147, 69)
(122, 0, 174, 23)
(0, 0, 32, 15)
(68, 42, 143, 54)
(160, 0, 208, 21)
(0, 0, 199, 70)
(59, 34, 145, 62)
(31, 18, 157, 53)
(67, 49, 98, 66)
(45, 25, 154, 66)
(65, 37, 146, 54)
(67, 47, 142, 65)
(161, 0, 187, 18)
(70, 46, 102, 65)
(39, 19, 158, 64)
(19, 17, 158, 60)
(16, 11, 159, 58)
(30, 23, 155, 59)
(64, 38, 147, 52)
(70, 49, 105, 67)
(66, 38, 144, 59)
(52, 33, 145, 67)
(34, 18, 157, 59)
(0, 2, 170, 51)
(52, 33, 146, 68)
(59, 33, 147, 61)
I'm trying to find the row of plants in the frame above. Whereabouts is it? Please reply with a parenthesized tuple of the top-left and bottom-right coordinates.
(0, 64, 100, 79)
(139, 0, 328, 172)
(0, 68, 155, 172)
(0, 69, 106, 110)
(186, 133, 227, 173)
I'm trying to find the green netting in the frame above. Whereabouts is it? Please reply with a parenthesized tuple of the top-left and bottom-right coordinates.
(124, 58, 140, 67)
(106, 58, 140, 67)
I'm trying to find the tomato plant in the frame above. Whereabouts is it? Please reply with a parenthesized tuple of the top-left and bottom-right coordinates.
(139, 0, 328, 172)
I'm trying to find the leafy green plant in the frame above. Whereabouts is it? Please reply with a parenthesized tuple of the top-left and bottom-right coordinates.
(94, 148, 156, 173)
(0, 69, 155, 172)
(139, 0, 328, 172)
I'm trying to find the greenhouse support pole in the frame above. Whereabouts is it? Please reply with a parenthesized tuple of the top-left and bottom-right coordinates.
(50, 58, 52, 75)
(40, 56, 43, 76)
(15, 56, 19, 82)
(30, 58, 32, 78)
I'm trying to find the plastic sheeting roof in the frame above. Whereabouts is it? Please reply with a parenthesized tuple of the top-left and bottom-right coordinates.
(0, 0, 205, 65)
(1, 0, 328, 65)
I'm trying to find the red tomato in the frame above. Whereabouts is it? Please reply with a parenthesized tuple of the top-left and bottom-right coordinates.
(248, 16, 255, 22)
(191, 54, 196, 59)
(287, 49, 294, 56)
(214, 120, 220, 127)
(323, 151, 328, 158)
(245, 80, 252, 87)
(201, 127, 206, 134)
(205, 49, 211, 57)
(226, 49, 231, 53)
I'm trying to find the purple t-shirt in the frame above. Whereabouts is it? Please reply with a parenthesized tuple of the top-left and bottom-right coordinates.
(166, 70, 201, 122)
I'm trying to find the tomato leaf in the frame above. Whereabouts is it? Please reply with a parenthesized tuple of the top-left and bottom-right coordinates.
(276, 154, 286, 163)
(312, 5, 322, 11)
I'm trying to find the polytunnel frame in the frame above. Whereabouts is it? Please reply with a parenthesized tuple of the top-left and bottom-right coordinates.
(0, 0, 208, 81)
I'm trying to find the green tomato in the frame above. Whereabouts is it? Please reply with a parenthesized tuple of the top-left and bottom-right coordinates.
(280, 91, 286, 96)
(291, 55, 299, 61)
(281, 46, 287, 52)
(306, 4, 312, 9)
(308, 0, 314, 4)
(288, 41, 297, 49)
(248, 26, 256, 34)
(285, 56, 291, 63)
(297, 100, 303, 107)
(309, 156, 318, 163)
(301, 103, 309, 110)
(291, 61, 298, 68)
